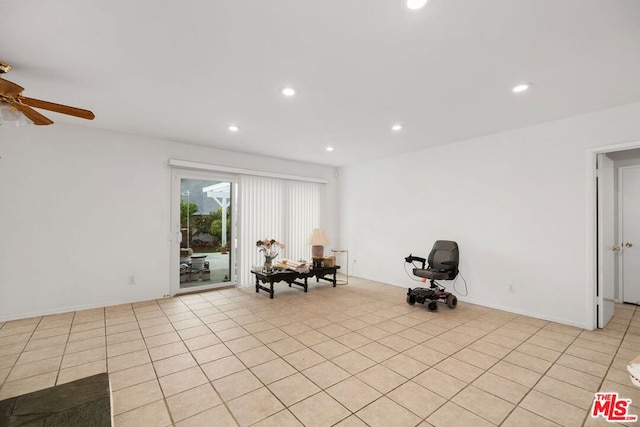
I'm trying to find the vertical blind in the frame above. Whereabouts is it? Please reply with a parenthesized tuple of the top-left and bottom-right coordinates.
(285, 181, 320, 263)
(238, 176, 321, 286)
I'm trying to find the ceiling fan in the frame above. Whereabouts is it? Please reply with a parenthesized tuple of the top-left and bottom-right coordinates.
(0, 61, 95, 125)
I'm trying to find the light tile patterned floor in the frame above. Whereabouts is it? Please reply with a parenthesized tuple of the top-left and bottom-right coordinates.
(1, 277, 639, 426)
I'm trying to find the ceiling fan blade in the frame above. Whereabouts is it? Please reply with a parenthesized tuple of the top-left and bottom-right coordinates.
(12, 103, 54, 125)
(0, 78, 24, 96)
(20, 96, 95, 120)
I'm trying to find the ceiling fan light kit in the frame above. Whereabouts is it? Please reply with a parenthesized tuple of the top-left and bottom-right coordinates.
(0, 102, 30, 127)
(0, 62, 12, 74)
(0, 61, 95, 126)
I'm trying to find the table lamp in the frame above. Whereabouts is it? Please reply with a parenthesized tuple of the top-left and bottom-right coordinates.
(307, 228, 329, 267)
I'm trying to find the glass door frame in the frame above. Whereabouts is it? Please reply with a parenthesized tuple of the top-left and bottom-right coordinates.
(170, 168, 237, 296)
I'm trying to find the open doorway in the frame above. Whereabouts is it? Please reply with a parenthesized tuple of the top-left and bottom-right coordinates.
(594, 147, 640, 328)
(607, 150, 640, 305)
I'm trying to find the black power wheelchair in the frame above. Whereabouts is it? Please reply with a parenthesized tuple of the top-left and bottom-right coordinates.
(405, 240, 459, 311)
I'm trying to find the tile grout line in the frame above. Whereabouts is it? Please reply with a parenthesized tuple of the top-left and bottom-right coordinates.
(493, 325, 585, 426)
(0, 316, 43, 393)
(55, 310, 80, 387)
(143, 299, 186, 427)
(110, 300, 174, 425)
(176, 293, 549, 425)
(148, 292, 284, 426)
(3, 282, 640, 426)
(404, 312, 544, 425)
(175, 294, 241, 427)
(252, 303, 510, 425)
(379, 311, 602, 425)
(579, 304, 638, 426)
(498, 313, 634, 427)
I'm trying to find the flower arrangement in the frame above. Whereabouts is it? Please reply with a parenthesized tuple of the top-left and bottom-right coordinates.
(256, 238, 285, 258)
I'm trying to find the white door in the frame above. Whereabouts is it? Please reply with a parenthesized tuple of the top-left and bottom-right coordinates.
(597, 154, 615, 327)
(621, 165, 640, 304)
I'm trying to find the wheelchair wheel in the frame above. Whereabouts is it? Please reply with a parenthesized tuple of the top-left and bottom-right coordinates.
(446, 294, 458, 309)
(406, 295, 416, 305)
(428, 301, 438, 311)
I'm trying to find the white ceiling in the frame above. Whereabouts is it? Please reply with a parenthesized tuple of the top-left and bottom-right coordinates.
(2, 1, 639, 166)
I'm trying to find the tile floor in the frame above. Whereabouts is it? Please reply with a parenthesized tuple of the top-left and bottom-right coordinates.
(1, 277, 639, 426)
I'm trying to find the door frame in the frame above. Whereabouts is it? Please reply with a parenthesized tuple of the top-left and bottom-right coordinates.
(170, 168, 238, 296)
(619, 164, 640, 303)
(596, 153, 615, 328)
(587, 140, 640, 329)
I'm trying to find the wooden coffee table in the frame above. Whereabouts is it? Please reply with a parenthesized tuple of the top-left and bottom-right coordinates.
(251, 266, 340, 299)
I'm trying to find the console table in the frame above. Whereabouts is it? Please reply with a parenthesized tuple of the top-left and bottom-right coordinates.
(251, 266, 340, 299)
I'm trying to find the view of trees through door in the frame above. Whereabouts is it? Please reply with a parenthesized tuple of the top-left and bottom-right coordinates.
(180, 178, 232, 289)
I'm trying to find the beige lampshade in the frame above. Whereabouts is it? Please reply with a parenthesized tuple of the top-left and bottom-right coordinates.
(307, 228, 329, 264)
(307, 228, 329, 246)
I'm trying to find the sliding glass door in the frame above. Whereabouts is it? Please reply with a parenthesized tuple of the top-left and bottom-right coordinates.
(170, 166, 323, 292)
(171, 170, 235, 294)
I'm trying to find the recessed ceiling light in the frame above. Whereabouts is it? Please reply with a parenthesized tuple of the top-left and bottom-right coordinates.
(392, 124, 403, 131)
(512, 83, 531, 93)
(406, 0, 428, 10)
(326, 146, 334, 152)
(228, 124, 239, 132)
(282, 87, 296, 97)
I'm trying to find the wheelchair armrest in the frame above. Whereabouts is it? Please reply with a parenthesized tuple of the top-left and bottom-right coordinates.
(405, 254, 426, 269)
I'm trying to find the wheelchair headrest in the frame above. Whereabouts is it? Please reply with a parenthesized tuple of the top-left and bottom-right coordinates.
(429, 240, 459, 272)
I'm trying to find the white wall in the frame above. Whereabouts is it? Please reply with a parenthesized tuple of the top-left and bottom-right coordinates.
(339, 102, 640, 329)
(0, 124, 338, 321)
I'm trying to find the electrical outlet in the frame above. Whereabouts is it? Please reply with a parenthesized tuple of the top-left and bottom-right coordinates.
(128, 275, 136, 285)
(508, 284, 515, 293)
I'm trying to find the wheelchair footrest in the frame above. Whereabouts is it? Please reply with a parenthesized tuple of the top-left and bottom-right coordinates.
(406, 287, 458, 310)
(407, 287, 443, 303)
